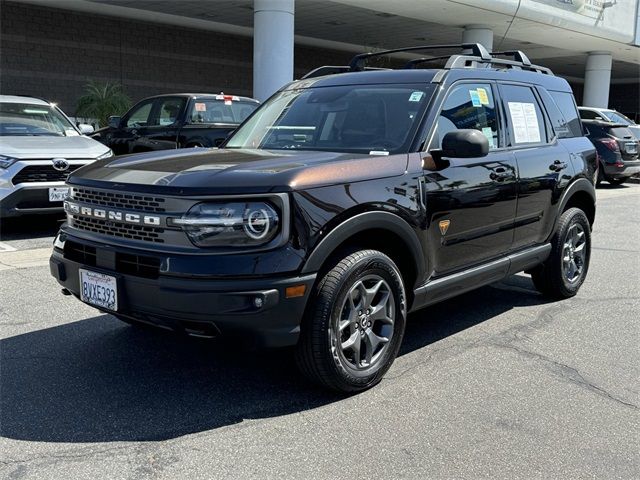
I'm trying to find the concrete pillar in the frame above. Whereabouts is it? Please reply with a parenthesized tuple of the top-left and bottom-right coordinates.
(462, 25, 493, 52)
(583, 51, 612, 108)
(253, 0, 295, 102)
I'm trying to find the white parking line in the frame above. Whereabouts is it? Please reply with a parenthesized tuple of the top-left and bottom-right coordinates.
(0, 242, 17, 253)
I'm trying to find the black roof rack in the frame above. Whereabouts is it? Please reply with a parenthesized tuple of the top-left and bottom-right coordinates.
(301, 43, 554, 79)
(348, 43, 491, 71)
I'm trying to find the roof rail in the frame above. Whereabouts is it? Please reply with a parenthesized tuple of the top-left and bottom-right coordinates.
(300, 44, 553, 79)
(301, 65, 389, 80)
(349, 43, 491, 71)
(491, 50, 532, 65)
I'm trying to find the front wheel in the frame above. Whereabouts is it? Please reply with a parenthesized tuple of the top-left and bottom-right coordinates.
(295, 250, 407, 392)
(531, 208, 591, 299)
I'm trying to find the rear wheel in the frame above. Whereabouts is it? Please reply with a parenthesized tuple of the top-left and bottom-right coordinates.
(295, 249, 406, 392)
(531, 208, 591, 299)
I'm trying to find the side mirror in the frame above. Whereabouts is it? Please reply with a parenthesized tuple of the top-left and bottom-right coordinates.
(108, 116, 121, 129)
(441, 130, 489, 158)
(78, 123, 94, 135)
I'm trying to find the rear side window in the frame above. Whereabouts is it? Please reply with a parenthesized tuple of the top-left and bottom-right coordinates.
(433, 83, 500, 150)
(538, 88, 572, 139)
(501, 84, 546, 145)
(579, 109, 600, 120)
(189, 100, 257, 124)
(550, 91, 583, 137)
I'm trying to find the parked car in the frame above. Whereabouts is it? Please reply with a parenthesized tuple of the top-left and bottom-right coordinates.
(0, 95, 113, 218)
(91, 93, 259, 155)
(579, 106, 640, 140)
(582, 120, 640, 185)
(51, 45, 597, 392)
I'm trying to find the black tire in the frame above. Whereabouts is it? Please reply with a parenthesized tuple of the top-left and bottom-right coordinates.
(295, 249, 407, 393)
(531, 208, 591, 299)
(608, 178, 626, 186)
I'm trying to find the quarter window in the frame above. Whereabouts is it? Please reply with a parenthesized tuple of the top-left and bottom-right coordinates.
(433, 83, 500, 150)
(501, 84, 546, 145)
(550, 91, 583, 137)
(155, 98, 186, 126)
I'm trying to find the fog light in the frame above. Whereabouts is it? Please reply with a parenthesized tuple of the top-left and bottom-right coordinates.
(253, 297, 264, 309)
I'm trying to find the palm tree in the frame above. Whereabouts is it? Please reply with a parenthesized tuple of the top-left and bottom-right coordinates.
(76, 81, 131, 127)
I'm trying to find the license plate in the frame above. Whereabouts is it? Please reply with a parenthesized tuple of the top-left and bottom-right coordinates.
(625, 142, 638, 154)
(79, 269, 118, 311)
(49, 187, 69, 202)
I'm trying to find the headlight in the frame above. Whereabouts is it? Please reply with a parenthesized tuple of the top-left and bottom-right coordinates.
(96, 149, 114, 160)
(0, 155, 18, 169)
(169, 201, 281, 247)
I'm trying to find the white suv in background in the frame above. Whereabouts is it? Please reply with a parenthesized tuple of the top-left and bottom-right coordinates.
(0, 95, 113, 218)
(578, 106, 640, 139)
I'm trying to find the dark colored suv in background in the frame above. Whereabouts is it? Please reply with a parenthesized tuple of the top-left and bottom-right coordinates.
(50, 44, 597, 392)
(582, 120, 640, 185)
(92, 93, 259, 155)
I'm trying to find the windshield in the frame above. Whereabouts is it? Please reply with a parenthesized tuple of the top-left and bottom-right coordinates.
(606, 111, 634, 125)
(0, 102, 78, 136)
(226, 84, 435, 154)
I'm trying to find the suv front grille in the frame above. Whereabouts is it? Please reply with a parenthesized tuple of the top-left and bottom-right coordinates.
(12, 165, 82, 184)
(72, 188, 166, 213)
(64, 240, 161, 278)
(72, 216, 165, 243)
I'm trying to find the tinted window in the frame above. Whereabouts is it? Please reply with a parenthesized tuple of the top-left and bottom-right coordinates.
(189, 100, 257, 124)
(501, 84, 546, 145)
(538, 88, 571, 139)
(227, 84, 435, 154)
(579, 109, 600, 120)
(154, 98, 186, 126)
(126, 101, 153, 128)
(550, 91, 582, 137)
(433, 83, 500, 150)
(607, 127, 635, 139)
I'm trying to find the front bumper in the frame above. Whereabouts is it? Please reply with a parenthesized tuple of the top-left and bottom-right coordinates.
(49, 236, 316, 348)
(0, 182, 68, 217)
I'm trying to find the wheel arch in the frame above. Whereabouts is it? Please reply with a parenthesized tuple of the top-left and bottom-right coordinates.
(300, 211, 426, 296)
(559, 178, 596, 228)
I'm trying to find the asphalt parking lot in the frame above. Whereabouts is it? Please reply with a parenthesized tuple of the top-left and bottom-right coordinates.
(1, 184, 638, 479)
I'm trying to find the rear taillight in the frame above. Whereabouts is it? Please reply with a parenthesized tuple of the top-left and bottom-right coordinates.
(600, 138, 619, 152)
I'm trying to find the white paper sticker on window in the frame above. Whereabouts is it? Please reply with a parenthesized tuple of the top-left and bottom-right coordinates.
(409, 91, 424, 102)
(508, 102, 541, 143)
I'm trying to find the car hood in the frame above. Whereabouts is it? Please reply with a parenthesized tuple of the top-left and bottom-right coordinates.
(68, 148, 408, 194)
(0, 135, 110, 159)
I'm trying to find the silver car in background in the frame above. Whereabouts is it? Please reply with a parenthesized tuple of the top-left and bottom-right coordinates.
(0, 95, 113, 218)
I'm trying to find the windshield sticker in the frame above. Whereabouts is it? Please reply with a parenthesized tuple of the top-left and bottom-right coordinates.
(481, 127, 495, 149)
(409, 91, 424, 102)
(476, 88, 490, 105)
(508, 102, 541, 143)
(194, 102, 207, 112)
(469, 90, 482, 107)
(369, 150, 390, 156)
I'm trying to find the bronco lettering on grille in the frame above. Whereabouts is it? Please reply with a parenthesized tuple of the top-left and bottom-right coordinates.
(64, 201, 162, 226)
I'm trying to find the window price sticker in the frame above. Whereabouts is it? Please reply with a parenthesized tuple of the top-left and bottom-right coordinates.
(195, 102, 207, 111)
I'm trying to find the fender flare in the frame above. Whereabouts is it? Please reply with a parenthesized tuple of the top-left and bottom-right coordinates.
(558, 177, 596, 218)
(300, 211, 426, 283)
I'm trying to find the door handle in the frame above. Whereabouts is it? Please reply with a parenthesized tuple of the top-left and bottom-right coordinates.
(549, 160, 568, 172)
(489, 167, 513, 181)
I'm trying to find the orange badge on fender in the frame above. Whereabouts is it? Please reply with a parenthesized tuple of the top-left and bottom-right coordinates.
(439, 220, 450, 235)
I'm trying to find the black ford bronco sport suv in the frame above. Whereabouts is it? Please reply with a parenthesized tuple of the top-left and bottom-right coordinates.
(50, 44, 597, 392)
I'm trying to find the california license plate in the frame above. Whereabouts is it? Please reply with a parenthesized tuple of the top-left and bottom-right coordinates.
(79, 269, 118, 311)
(49, 187, 69, 202)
